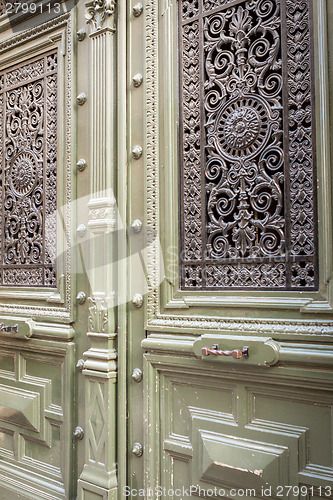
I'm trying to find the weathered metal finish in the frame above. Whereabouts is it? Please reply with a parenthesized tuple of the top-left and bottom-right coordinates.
(73, 426, 85, 440)
(179, 0, 318, 290)
(132, 144, 143, 159)
(131, 367, 143, 382)
(76, 158, 88, 172)
(132, 3, 143, 17)
(132, 73, 143, 87)
(76, 92, 87, 105)
(132, 442, 143, 457)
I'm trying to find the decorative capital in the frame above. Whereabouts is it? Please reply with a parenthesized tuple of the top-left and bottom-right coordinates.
(85, 0, 116, 32)
(88, 293, 115, 333)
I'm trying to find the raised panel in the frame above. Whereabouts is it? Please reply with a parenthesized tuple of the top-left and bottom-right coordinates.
(199, 431, 288, 491)
(248, 387, 333, 476)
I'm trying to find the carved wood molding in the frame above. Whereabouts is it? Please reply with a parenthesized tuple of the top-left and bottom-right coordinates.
(79, 1, 118, 496)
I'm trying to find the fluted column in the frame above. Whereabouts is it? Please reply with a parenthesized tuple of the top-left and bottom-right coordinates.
(77, 1, 118, 499)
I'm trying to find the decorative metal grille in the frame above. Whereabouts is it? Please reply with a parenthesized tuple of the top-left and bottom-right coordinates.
(179, 0, 318, 290)
(0, 52, 58, 287)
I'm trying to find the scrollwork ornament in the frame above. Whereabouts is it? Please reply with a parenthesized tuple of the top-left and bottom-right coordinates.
(0, 52, 58, 287)
(179, 0, 317, 290)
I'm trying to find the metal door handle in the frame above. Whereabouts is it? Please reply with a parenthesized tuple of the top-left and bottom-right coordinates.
(0, 323, 18, 333)
(201, 344, 249, 359)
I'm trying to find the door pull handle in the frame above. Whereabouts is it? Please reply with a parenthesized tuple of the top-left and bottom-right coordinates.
(0, 323, 18, 333)
(201, 344, 249, 359)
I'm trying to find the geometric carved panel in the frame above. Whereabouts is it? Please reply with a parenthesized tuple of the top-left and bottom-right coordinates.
(199, 431, 288, 492)
(0, 51, 58, 287)
(179, 0, 318, 290)
(87, 381, 107, 465)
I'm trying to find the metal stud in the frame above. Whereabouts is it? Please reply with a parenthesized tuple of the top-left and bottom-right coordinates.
(77, 93, 87, 106)
(76, 359, 86, 371)
(133, 3, 143, 16)
(132, 145, 143, 160)
(77, 224, 87, 238)
(132, 442, 143, 457)
(76, 159, 87, 172)
(132, 368, 143, 382)
(73, 427, 84, 440)
(132, 293, 143, 308)
(77, 291, 87, 304)
(131, 219, 143, 233)
(77, 29, 86, 41)
(132, 73, 143, 87)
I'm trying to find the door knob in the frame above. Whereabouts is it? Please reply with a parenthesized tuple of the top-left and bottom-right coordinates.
(201, 344, 249, 359)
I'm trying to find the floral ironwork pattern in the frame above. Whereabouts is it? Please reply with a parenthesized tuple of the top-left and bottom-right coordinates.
(179, 0, 318, 290)
(0, 52, 58, 287)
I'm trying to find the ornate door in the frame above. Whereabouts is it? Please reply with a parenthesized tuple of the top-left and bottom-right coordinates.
(126, 0, 333, 497)
(0, 0, 117, 498)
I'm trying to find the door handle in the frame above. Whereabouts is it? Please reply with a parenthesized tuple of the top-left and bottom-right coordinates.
(201, 344, 249, 359)
(193, 335, 279, 366)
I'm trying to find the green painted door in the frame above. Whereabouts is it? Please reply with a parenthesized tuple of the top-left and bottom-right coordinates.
(126, 0, 333, 497)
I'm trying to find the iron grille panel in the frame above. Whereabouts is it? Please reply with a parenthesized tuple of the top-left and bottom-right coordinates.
(179, 0, 318, 290)
(0, 51, 58, 287)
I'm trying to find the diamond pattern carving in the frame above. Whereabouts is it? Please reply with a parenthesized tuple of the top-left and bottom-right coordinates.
(88, 381, 107, 464)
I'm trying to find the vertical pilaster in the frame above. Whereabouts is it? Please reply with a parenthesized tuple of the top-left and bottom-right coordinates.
(77, 1, 117, 499)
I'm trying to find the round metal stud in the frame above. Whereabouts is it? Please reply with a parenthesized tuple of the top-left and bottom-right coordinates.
(77, 291, 87, 304)
(132, 145, 143, 160)
(132, 293, 143, 308)
(132, 73, 143, 88)
(76, 359, 86, 371)
(131, 219, 143, 233)
(77, 93, 87, 106)
(77, 224, 87, 238)
(132, 368, 143, 382)
(76, 159, 87, 172)
(77, 29, 86, 41)
(132, 442, 143, 457)
(133, 3, 143, 16)
(73, 426, 84, 440)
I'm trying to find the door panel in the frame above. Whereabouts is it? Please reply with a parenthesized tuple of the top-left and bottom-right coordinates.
(127, 0, 333, 495)
(0, 338, 74, 499)
(0, 2, 83, 498)
(143, 349, 333, 498)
